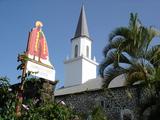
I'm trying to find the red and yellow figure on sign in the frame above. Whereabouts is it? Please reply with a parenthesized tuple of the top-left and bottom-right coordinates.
(27, 21, 49, 63)
(25, 21, 55, 81)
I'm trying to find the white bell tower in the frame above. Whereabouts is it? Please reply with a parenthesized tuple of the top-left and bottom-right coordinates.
(64, 5, 98, 87)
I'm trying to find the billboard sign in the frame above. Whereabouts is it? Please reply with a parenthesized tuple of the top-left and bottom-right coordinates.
(26, 21, 55, 81)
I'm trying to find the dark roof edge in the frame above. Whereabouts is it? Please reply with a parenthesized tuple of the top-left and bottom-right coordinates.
(70, 35, 92, 42)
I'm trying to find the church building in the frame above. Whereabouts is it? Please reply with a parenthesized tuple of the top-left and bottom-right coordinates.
(53, 5, 148, 120)
(55, 5, 125, 96)
(55, 5, 101, 96)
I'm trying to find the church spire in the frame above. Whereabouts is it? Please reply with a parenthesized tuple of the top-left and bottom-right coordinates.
(74, 5, 89, 38)
(64, 5, 98, 88)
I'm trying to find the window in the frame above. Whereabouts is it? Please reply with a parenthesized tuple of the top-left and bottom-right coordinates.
(86, 46, 89, 58)
(100, 100, 105, 108)
(74, 45, 78, 58)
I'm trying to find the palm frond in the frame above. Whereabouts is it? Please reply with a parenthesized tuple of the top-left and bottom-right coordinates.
(145, 27, 160, 51)
(125, 72, 145, 85)
(125, 59, 155, 85)
(100, 49, 133, 79)
(125, 62, 146, 85)
(108, 27, 130, 43)
(100, 13, 160, 87)
(103, 66, 126, 87)
(100, 49, 118, 77)
(129, 13, 141, 31)
(153, 67, 160, 82)
(103, 37, 125, 57)
(118, 52, 132, 64)
(146, 45, 160, 67)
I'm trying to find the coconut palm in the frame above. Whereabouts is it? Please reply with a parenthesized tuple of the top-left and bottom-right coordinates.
(99, 13, 160, 87)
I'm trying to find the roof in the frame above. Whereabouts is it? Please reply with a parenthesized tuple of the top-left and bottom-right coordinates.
(74, 5, 90, 38)
(55, 77, 103, 96)
(54, 75, 126, 96)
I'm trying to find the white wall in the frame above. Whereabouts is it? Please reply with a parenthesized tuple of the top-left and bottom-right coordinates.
(64, 36, 97, 88)
(82, 57, 97, 83)
(64, 58, 82, 87)
(71, 37, 91, 59)
(64, 56, 98, 87)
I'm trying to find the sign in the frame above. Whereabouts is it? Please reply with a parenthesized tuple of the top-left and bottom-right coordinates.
(26, 21, 55, 81)
(26, 60, 55, 81)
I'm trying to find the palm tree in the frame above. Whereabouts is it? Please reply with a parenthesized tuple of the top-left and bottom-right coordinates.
(99, 13, 160, 87)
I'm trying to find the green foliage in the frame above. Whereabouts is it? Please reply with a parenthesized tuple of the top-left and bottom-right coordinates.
(77, 106, 107, 120)
(0, 77, 10, 103)
(99, 13, 160, 119)
(17, 53, 31, 80)
(91, 106, 107, 120)
(0, 77, 17, 120)
(21, 102, 74, 120)
(0, 77, 75, 120)
(100, 13, 160, 87)
(17, 53, 29, 71)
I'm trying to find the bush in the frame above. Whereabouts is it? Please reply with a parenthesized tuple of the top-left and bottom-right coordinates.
(21, 102, 75, 120)
(91, 106, 107, 120)
(0, 77, 75, 120)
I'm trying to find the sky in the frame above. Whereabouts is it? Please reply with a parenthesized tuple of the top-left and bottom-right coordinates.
(0, 0, 160, 88)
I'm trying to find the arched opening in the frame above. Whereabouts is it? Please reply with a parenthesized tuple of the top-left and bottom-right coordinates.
(121, 109, 134, 120)
(86, 46, 89, 58)
(75, 45, 78, 58)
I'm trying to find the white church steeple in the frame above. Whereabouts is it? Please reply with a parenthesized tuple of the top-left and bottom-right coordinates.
(74, 5, 89, 38)
(71, 5, 91, 59)
(64, 5, 98, 87)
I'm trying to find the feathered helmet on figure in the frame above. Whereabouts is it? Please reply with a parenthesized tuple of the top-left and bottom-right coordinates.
(35, 21, 43, 27)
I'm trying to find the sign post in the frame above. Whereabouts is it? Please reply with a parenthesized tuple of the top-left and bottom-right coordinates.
(16, 54, 27, 117)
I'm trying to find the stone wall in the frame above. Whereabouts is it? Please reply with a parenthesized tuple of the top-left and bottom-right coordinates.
(55, 85, 149, 120)
(11, 78, 58, 103)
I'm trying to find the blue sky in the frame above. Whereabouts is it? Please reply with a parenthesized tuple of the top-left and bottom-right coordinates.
(0, 0, 160, 88)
